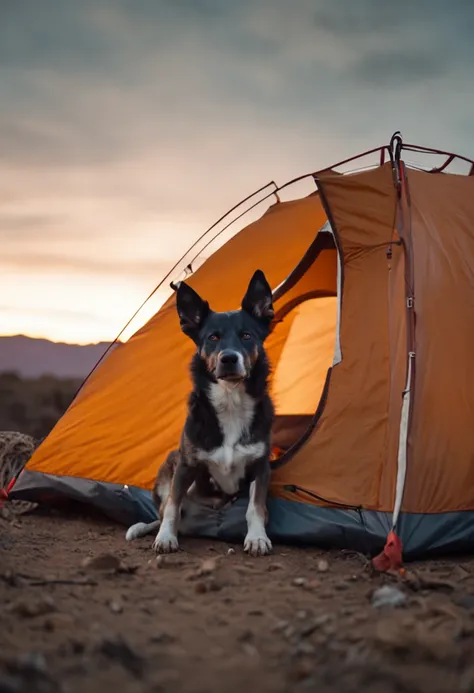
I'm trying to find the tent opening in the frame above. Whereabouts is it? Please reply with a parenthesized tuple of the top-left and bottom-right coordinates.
(271, 295, 338, 457)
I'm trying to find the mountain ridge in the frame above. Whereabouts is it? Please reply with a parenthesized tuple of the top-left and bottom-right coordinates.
(0, 334, 119, 378)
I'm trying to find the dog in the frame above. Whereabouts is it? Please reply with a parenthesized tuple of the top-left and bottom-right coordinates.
(126, 269, 275, 556)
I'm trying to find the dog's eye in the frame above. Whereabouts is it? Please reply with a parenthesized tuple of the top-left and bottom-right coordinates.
(241, 332, 252, 341)
(208, 333, 220, 342)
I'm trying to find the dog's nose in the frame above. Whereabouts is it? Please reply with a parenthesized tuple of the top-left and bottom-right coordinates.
(219, 350, 238, 365)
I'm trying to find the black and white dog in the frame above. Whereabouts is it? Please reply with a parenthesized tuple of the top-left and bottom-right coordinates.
(126, 270, 275, 556)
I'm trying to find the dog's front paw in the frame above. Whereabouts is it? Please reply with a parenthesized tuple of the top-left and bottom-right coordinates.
(244, 532, 272, 557)
(152, 530, 179, 554)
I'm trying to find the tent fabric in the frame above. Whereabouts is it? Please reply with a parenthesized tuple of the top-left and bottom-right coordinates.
(402, 169, 474, 513)
(22, 193, 328, 491)
(11, 469, 474, 559)
(11, 148, 474, 560)
(271, 164, 402, 511)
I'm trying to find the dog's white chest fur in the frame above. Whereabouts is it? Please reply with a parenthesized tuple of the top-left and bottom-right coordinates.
(196, 382, 265, 495)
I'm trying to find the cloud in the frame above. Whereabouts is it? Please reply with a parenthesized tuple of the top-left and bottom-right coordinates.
(352, 51, 446, 87)
(0, 249, 172, 278)
(1, 0, 473, 342)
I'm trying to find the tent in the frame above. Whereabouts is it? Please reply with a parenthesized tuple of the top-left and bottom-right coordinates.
(10, 134, 474, 566)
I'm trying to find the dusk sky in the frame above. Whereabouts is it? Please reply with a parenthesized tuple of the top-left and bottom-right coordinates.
(2, 0, 473, 344)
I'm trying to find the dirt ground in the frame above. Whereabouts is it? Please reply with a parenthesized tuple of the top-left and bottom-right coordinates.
(1, 508, 474, 693)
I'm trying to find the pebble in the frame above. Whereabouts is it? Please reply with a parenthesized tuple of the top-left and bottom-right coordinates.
(292, 642, 316, 656)
(455, 595, 474, 610)
(283, 625, 297, 640)
(194, 581, 208, 594)
(197, 558, 218, 576)
(0, 674, 22, 693)
(293, 577, 307, 587)
(226, 548, 236, 556)
(317, 559, 329, 573)
(291, 658, 313, 681)
(82, 553, 122, 572)
(241, 643, 259, 658)
(150, 631, 175, 644)
(267, 562, 284, 572)
(154, 555, 167, 568)
(17, 651, 48, 675)
(109, 600, 123, 614)
(296, 610, 309, 620)
(371, 585, 407, 608)
(98, 636, 145, 678)
(43, 613, 75, 631)
(187, 558, 218, 582)
(7, 596, 56, 618)
(300, 614, 332, 637)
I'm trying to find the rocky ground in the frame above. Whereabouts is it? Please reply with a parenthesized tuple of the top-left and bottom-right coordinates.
(1, 507, 474, 693)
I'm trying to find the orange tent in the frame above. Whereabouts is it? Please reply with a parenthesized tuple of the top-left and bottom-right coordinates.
(11, 134, 474, 563)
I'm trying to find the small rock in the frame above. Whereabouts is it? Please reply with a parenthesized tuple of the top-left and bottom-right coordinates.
(226, 548, 235, 556)
(293, 577, 307, 587)
(454, 595, 474, 611)
(292, 641, 316, 656)
(16, 651, 48, 675)
(109, 600, 123, 614)
(98, 636, 145, 678)
(317, 559, 329, 573)
(283, 625, 297, 640)
(187, 558, 218, 582)
(179, 601, 197, 614)
(241, 643, 258, 658)
(371, 585, 407, 608)
(340, 606, 356, 616)
(154, 555, 167, 568)
(43, 613, 75, 631)
(290, 658, 313, 681)
(296, 610, 309, 620)
(8, 596, 56, 618)
(150, 632, 175, 644)
(273, 619, 290, 632)
(197, 558, 218, 576)
(267, 562, 284, 572)
(237, 629, 254, 643)
(300, 614, 332, 637)
(0, 674, 22, 693)
(82, 553, 122, 572)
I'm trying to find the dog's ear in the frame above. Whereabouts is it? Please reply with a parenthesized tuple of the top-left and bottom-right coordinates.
(241, 270, 274, 325)
(176, 282, 210, 340)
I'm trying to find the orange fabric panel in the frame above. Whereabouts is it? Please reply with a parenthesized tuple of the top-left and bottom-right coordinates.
(272, 297, 337, 415)
(376, 241, 408, 511)
(27, 194, 327, 489)
(272, 164, 399, 510)
(275, 248, 338, 307)
(403, 170, 474, 513)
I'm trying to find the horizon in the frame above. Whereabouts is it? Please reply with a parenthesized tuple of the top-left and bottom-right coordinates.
(2, 0, 474, 344)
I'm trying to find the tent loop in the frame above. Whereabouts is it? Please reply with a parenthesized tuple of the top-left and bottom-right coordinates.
(389, 131, 403, 197)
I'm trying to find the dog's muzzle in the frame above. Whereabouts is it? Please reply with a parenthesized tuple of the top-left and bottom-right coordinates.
(215, 350, 246, 381)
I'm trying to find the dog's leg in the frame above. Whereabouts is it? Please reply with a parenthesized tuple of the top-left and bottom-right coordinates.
(244, 459, 272, 557)
(153, 462, 196, 554)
